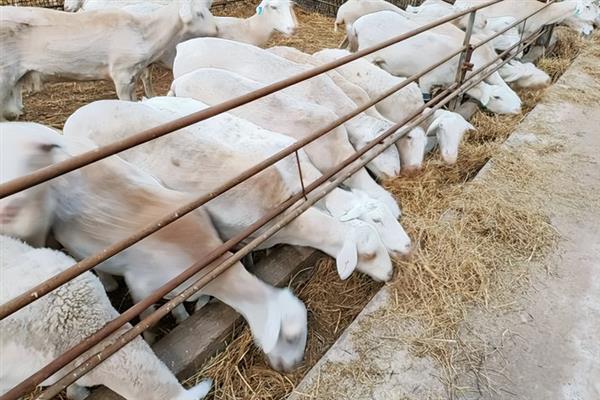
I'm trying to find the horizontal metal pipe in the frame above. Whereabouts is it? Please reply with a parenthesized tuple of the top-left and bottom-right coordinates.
(0, 0, 503, 200)
(35, 85, 459, 400)
(0, 40, 468, 321)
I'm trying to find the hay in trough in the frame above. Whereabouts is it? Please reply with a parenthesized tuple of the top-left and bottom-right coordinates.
(537, 26, 586, 82)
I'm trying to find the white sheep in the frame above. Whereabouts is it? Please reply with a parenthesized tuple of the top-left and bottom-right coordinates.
(0, 1, 217, 119)
(167, 69, 412, 255)
(173, 38, 402, 210)
(1, 121, 309, 371)
(562, 0, 600, 35)
(349, 11, 522, 115)
(63, 0, 295, 98)
(0, 235, 213, 400)
(335, 0, 519, 53)
(406, 0, 454, 16)
(455, 0, 590, 38)
(216, 0, 297, 44)
(64, 99, 400, 282)
(263, 45, 427, 173)
(312, 48, 474, 166)
(499, 60, 551, 89)
(0, 122, 62, 246)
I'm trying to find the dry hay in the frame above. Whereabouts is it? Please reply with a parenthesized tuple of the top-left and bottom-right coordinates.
(537, 26, 586, 82)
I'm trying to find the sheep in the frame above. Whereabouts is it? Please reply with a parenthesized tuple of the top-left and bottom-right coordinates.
(349, 11, 522, 115)
(424, 109, 475, 165)
(335, 0, 519, 53)
(173, 39, 403, 200)
(334, 0, 404, 33)
(264, 45, 427, 173)
(312, 48, 474, 166)
(167, 69, 412, 246)
(64, 0, 184, 12)
(63, 99, 401, 282)
(406, 0, 454, 17)
(0, 122, 62, 247)
(499, 60, 551, 89)
(1, 121, 309, 371)
(562, 0, 600, 35)
(64, 0, 296, 98)
(0, 1, 217, 119)
(216, 0, 297, 45)
(0, 235, 213, 400)
(167, 71, 411, 255)
(454, 0, 590, 38)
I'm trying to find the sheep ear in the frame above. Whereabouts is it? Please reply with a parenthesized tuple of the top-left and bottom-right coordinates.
(478, 85, 492, 106)
(179, 2, 193, 23)
(426, 118, 443, 137)
(339, 203, 364, 222)
(336, 235, 358, 280)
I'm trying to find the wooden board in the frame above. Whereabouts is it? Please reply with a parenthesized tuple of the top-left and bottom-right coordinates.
(86, 246, 322, 400)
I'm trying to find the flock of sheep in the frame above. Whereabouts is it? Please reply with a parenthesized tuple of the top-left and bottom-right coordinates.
(1, 0, 599, 399)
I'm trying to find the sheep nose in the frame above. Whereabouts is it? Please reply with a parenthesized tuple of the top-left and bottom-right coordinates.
(391, 243, 413, 260)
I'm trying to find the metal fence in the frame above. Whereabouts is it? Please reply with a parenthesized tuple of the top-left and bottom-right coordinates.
(0, 0, 559, 399)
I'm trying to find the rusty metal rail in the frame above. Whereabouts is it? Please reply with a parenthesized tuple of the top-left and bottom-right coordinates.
(0, 0, 560, 398)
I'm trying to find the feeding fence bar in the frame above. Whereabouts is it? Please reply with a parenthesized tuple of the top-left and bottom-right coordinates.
(0, 0, 558, 398)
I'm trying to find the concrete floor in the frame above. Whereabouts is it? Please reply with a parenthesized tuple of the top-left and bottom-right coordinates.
(288, 40, 600, 400)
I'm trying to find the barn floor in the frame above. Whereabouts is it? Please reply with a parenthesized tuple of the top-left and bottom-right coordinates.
(287, 34, 600, 400)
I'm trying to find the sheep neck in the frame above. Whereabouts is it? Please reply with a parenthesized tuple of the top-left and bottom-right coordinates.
(243, 13, 279, 47)
(139, 4, 185, 64)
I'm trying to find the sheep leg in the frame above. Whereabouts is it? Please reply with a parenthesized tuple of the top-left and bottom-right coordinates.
(66, 384, 90, 400)
(141, 68, 157, 98)
(123, 275, 161, 344)
(96, 271, 119, 292)
(112, 70, 137, 101)
(0, 77, 17, 120)
(171, 303, 190, 324)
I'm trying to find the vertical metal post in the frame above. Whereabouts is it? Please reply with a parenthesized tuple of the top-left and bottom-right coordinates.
(450, 10, 477, 110)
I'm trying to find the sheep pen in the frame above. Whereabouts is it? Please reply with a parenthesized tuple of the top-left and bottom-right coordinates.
(12, 1, 595, 399)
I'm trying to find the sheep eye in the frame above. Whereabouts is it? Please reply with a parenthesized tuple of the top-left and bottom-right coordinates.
(493, 95, 501, 100)
(270, 5, 278, 10)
